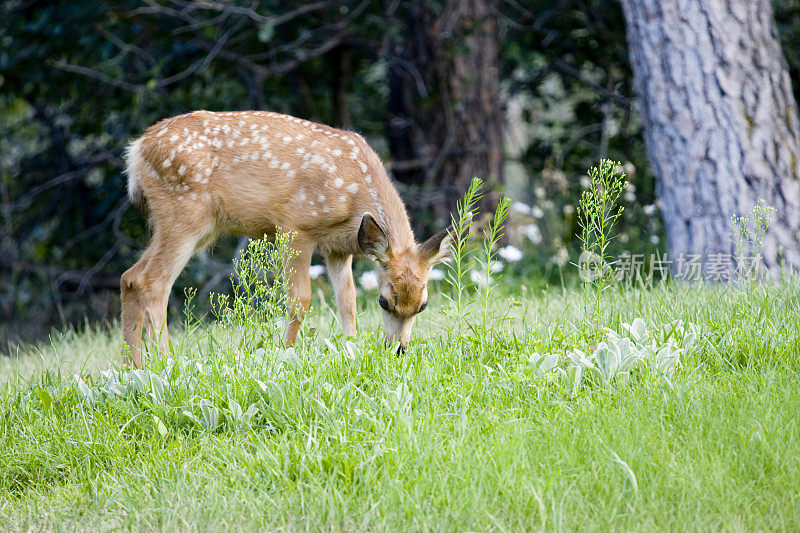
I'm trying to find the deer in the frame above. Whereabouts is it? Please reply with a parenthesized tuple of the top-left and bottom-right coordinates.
(121, 110, 458, 368)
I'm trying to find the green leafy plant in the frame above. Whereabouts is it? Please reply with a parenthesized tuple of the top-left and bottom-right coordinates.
(441, 177, 482, 341)
(477, 196, 512, 331)
(576, 159, 627, 333)
(209, 230, 299, 357)
(731, 199, 776, 282)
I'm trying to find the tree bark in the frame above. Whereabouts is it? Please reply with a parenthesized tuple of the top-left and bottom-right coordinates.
(620, 0, 800, 275)
(386, 0, 504, 224)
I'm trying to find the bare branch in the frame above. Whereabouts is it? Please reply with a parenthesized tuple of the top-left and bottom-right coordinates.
(551, 59, 632, 108)
(51, 59, 141, 92)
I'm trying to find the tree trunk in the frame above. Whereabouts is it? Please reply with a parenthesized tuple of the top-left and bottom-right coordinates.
(620, 0, 800, 275)
(386, 0, 504, 225)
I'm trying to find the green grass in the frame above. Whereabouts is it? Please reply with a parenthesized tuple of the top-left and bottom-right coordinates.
(2, 279, 800, 531)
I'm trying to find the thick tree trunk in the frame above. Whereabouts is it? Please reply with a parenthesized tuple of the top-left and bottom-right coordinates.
(386, 0, 504, 224)
(620, 0, 800, 275)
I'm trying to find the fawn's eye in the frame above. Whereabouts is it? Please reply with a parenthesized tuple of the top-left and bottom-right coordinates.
(378, 296, 390, 310)
(419, 301, 427, 313)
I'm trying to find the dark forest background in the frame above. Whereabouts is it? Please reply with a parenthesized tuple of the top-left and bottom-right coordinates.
(2, 0, 800, 347)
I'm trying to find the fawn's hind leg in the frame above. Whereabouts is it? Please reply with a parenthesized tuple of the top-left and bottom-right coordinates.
(121, 223, 213, 367)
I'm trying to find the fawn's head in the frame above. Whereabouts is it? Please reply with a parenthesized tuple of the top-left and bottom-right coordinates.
(358, 212, 455, 352)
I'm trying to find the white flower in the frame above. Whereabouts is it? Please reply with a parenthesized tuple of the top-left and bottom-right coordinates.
(523, 224, 542, 245)
(470, 270, 487, 286)
(619, 233, 630, 244)
(498, 245, 523, 262)
(562, 204, 575, 216)
(511, 202, 532, 215)
(623, 161, 636, 176)
(643, 204, 656, 216)
(358, 270, 379, 290)
(489, 260, 504, 273)
(531, 206, 544, 219)
(429, 268, 445, 281)
(308, 265, 326, 280)
(534, 186, 546, 198)
(650, 235, 660, 244)
(551, 247, 569, 267)
(624, 190, 636, 203)
(580, 175, 591, 188)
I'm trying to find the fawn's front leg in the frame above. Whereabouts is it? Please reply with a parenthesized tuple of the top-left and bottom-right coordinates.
(325, 253, 357, 336)
(284, 235, 314, 347)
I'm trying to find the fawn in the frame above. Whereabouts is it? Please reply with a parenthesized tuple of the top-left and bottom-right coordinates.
(121, 110, 456, 367)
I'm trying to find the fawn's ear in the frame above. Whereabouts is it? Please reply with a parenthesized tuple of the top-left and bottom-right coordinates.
(419, 212, 472, 265)
(358, 212, 391, 265)
(418, 227, 455, 265)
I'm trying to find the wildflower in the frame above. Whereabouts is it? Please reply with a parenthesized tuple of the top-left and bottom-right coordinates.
(551, 247, 569, 267)
(429, 268, 445, 281)
(498, 245, 523, 262)
(531, 206, 544, 219)
(619, 233, 630, 244)
(523, 224, 542, 245)
(624, 190, 636, 203)
(534, 186, 546, 198)
(580, 175, 591, 188)
(358, 270, 378, 290)
(623, 161, 636, 176)
(470, 270, 486, 286)
(643, 204, 656, 216)
(489, 260, 504, 273)
(511, 202, 532, 215)
(308, 265, 326, 280)
(650, 235, 660, 244)
(562, 204, 575, 216)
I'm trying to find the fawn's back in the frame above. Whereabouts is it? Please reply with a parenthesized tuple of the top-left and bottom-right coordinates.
(126, 109, 408, 253)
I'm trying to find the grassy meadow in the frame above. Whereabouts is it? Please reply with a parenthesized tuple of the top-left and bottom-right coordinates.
(3, 175, 799, 531)
(2, 274, 800, 531)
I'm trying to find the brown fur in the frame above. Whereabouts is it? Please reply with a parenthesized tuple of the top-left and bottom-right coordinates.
(121, 110, 452, 367)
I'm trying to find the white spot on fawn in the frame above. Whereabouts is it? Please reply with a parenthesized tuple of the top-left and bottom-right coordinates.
(178, 165, 186, 176)
(346, 183, 359, 194)
(333, 178, 344, 188)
